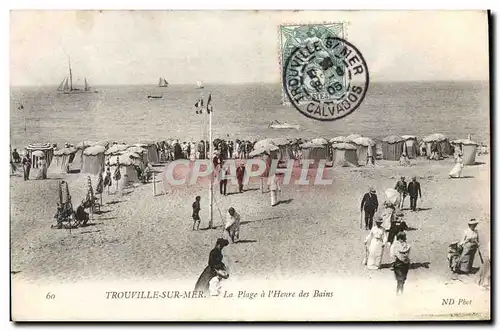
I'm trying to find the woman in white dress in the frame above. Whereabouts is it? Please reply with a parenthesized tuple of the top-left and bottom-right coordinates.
(364, 216, 387, 270)
(449, 152, 464, 178)
(267, 173, 281, 206)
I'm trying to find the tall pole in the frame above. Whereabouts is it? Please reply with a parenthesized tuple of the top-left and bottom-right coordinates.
(208, 106, 213, 229)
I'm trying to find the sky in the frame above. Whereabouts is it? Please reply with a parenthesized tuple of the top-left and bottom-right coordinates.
(10, 10, 489, 86)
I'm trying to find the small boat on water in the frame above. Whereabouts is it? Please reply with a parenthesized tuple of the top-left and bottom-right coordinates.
(269, 120, 300, 130)
(196, 80, 204, 89)
(158, 77, 169, 87)
(57, 57, 94, 94)
(147, 94, 163, 99)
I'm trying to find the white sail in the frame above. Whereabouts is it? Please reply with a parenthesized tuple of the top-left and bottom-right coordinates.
(84, 78, 90, 91)
(57, 77, 68, 91)
(196, 80, 204, 89)
(158, 77, 169, 87)
(63, 77, 70, 90)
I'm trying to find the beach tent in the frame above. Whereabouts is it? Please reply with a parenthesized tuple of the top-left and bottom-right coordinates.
(27, 150, 49, 179)
(76, 141, 95, 150)
(105, 144, 130, 156)
(26, 142, 54, 168)
(331, 143, 359, 167)
(82, 146, 106, 175)
(300, 142, 330, 167)
(136, 140, 159, 164)
(127, 146, 149, 167)
(48, 147, 77, 173)
(381, 135, 405, 161)
(270, 138, 294, 162)
(401, 135, 419, 159)
(254, 139, 275, 149)
(351, 137, 376, 165)
(451, 139, 479, 165)
(108, 154, 141, 185)
(423, 133, 451, 156)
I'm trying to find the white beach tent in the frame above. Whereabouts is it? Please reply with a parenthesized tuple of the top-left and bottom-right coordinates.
(330, 136, 348, 144)
(351, 137, 376, 165)
(401, 135, 419, 159)
(48, 147, 77, 174)
(82, 145, 106, 175)
(345, 134, 362, 143)
(451, 139, 479, 165)
(331, 143, 359, 167)
(105, 144, 130, 156)
(127, 146, 149, 167)
(26, 142, 54, 169)
(270, 138, 294, 162)
(108, 153, 141, 184)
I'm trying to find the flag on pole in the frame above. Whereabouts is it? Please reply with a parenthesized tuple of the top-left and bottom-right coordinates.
(207, 94, 213, 114)
(195, 97, 204, 114)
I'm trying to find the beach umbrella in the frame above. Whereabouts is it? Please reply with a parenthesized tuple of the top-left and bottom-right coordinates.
(127, 146, 148, 155)
(385, 188, 400, 206)
(105, 144, 130, 155)
(93, 140, 110, 148)
(401, 135, 417, 141)
(249, 145, 278, 157)
(254, 138, 275, 149)
(53, 147, 77, 156)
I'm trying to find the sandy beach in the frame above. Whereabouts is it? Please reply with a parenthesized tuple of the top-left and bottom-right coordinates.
(11, 152, 490, 317)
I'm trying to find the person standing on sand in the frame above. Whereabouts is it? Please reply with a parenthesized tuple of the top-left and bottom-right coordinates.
(407, 177, 422, 212)
(364, 216, 386, 270)
(267, 173, 281, 206)
(192, 196, 201, 231)
(219, 163, 229, 196)
(361, 187, 378, 230)
(194, 238, 229, 297)
(390, 232, 411, 295)
(456, 219, 480, 274)
(224, 207, 241, 243)
(394, 176, 408, 209)
(449, 152, 464, 178)
(21, 154, 31, 181)
(236, 162, 246, 193)
(367, 144, 375, 165)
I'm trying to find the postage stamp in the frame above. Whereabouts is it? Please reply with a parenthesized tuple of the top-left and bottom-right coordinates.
(280, 23, 368, 121)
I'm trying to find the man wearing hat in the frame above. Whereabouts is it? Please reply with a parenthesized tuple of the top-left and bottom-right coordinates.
(394, 176, 408, 209)
(407, 176, 422, 212)
(236, 162, 246, 193)
(361, 187, 379, 230)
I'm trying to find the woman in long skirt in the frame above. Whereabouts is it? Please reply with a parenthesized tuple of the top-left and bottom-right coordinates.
(267, 173, 281, 207)
(391, 232, 411, 295)
(457, 219, 480, 274)
(364, 216, 386, 270)
(449, 153, 464, 178)
(194, 238, 229, 296)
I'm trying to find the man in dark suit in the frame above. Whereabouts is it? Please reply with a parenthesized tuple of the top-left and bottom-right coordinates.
(407, 176, 422, 211)
(361, 187, 378, 230)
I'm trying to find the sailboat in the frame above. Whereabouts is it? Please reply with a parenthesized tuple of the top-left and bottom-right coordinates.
(158, 77, 169, 87)
(196, 80, 204, 89)
(57, 57, 94, 94)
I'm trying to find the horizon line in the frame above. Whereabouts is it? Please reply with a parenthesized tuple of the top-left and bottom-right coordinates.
(9, 79, 489, 88)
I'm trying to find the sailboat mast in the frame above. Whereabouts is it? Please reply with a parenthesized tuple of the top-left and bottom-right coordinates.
(68, 57, 73, 91)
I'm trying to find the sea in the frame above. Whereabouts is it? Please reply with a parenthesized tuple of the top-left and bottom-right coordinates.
(9, 81, 490, 150)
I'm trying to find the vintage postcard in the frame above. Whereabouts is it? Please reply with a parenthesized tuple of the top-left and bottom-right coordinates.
(10, 10, 490, 321)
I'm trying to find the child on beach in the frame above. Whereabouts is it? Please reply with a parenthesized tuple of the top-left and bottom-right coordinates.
(192, 196, 201, 231)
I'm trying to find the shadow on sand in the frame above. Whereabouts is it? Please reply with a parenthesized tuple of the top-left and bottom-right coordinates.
(235, 239, 257, 244)
(276, 199, 293, 206)
(380, 262, 431, 270)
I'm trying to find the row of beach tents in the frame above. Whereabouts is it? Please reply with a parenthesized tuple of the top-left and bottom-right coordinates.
(23, 133, 482, 180)
(248, 133, 481, 167)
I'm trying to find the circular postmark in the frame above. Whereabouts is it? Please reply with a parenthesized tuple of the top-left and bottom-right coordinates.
(283, 37, 369, 121)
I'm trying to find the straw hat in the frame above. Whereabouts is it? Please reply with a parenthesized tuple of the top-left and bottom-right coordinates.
(369, 186, 376, 193)
(468, 219, 478, 225)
